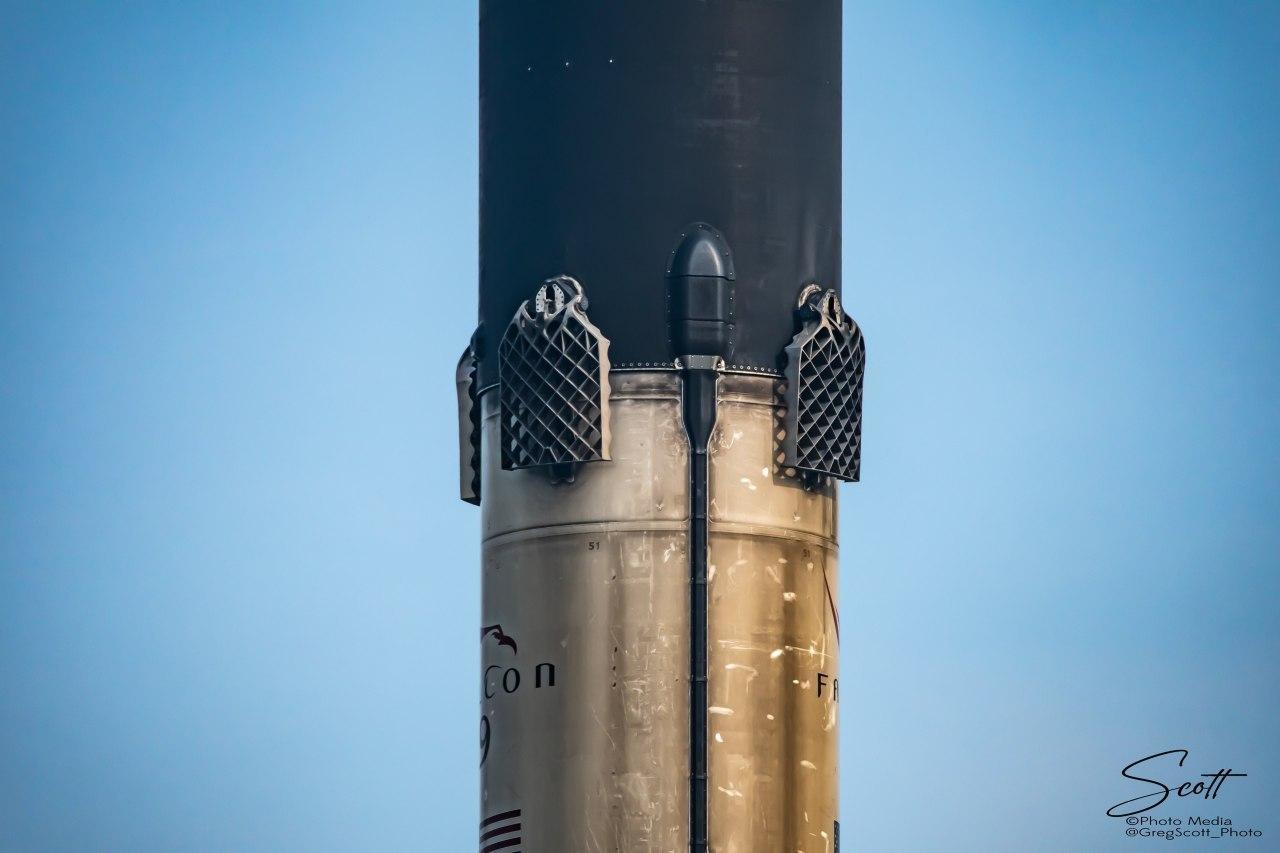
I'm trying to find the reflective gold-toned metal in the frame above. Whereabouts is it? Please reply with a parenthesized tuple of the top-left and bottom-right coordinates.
(707, 374, 840, 853)
(480, 372, 690, 852)
(478, 372, 839, 853)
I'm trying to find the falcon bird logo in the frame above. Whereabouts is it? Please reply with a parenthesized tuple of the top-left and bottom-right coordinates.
(481, 624, 518, 654)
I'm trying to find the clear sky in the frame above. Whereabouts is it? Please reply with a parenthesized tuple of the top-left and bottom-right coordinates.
(2, 2, 1277, 851)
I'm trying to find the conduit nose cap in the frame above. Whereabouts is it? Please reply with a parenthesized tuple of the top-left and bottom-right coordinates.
(666, 222, 735, 280)
(667, 223, 735, 360)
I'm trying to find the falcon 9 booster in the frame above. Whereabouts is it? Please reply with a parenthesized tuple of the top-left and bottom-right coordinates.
(456, 3, 863, 850)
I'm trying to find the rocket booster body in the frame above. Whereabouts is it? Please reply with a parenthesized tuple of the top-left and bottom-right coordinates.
(457, 3, 862, 851)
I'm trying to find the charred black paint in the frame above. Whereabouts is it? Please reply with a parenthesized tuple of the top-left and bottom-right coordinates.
(477, 0, 842, 385)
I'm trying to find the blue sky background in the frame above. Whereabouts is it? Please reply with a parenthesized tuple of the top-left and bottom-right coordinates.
(2, 2, 1276, 851)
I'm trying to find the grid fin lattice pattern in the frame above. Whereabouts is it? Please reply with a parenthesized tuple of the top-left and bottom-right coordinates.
(498, 276, 611, 471)
(455, 342, 481, 504)
(782, 286, 865, 483)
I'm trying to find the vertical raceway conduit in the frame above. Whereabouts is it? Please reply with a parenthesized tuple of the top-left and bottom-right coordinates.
(668, 223, 735, 852)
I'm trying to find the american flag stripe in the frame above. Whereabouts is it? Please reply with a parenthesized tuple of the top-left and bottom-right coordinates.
(479, 808, 521, 853)
(480, 808, 520, 828)
(480, 839, 520, 853)
(480, 823, 520, 842)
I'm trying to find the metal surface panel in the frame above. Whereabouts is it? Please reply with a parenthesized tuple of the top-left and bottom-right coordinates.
(710, 373, 838, 542)
(481, 372, 688, 539)
(707, 375, 840, 853)
(480, 372, 691, 852)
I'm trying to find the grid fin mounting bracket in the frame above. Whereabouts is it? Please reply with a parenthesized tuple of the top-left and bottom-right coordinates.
(782, 284, 865, 486)
(498, 276, 611, 477)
